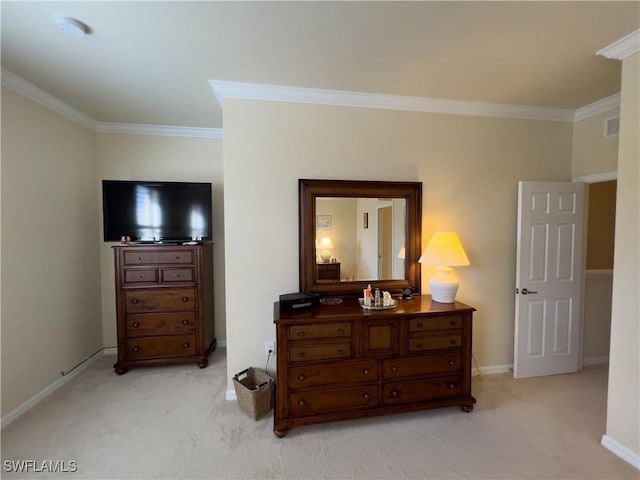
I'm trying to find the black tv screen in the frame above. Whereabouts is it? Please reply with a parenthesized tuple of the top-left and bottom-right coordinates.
(102, 180, 212, 242)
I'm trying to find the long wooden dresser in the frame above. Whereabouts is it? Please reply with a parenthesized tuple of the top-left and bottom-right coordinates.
(112, 244, 215, 374)
(273, 295, 475, 437)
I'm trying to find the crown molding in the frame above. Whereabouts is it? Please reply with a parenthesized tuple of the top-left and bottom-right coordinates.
(574, 94, 620, 122)
(572, 170, 617, 183)
(597, 29, 640, 60)
(95, 122, 223, 139)
(2, 67, 97, 130)
(209, 80, 576, 122)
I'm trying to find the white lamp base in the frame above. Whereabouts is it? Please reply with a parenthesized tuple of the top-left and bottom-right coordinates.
(429, 266, 460, 303)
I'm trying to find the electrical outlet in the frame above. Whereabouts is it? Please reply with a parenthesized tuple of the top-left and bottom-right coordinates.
(264, 341, 275, 356)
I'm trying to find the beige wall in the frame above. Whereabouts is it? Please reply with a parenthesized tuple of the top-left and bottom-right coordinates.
(586, 180, 616, 269)
(572, 108, 619, 178)
(95, 133, 225, 348)
(1, 88, 102, 416)
(606, 51, 639, 460)
(583, 271, 612, 360)
(222, 99, 573, 390)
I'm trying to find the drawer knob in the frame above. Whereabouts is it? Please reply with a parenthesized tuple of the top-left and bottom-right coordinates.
(391, 365, 399, 373)
(182, 319, 189, 325)
(337, 349, 345, 355)
(297, 331, 305, 337)
(138, 256, 144, 261)
(132, 322, 140, 328)
(450, 320, 456, 326)
(448, 360, 455, 366)
(131, 298, 139, 304)
(362, 368, 370, 375)
(133, 346, 140, 352)
(297, 352, 305, 359)
(390, 390, 399, 398)
(174, 273, 181, 278)
(416, 323, 423, 329)
(138, 274, 145, 279)
(362, 393, 370, 401)
(181, 296, 189, 302)
(337, 329, 345, 335)
(298, 399, 306, 408)
(183, 343, 190, 348)
(175, 255, 180, 260)
(448, 383, 455, 389)
(298, 374, 305, 381)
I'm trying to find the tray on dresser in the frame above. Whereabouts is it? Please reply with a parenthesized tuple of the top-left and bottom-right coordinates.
(358, 298, 398, 310)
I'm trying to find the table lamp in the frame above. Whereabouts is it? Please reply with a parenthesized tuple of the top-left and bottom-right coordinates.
(318, 237, 334, 263)
(419, 232, 470, 303)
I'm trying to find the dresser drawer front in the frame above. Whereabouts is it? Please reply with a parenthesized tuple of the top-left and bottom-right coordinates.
(408, 334, 461, 352)
(289, 385, 378, 415)
(124, 288, 197, 313)
(289, 342, 352, 362)
(125, 335, 196, 360)
(408, 315, 462, 332)
(156, 250, 194, 264)
(123, 251, 158, 265)
(161, 268, 195, 283)
(124, 269, 159, 285)
(126, 312, 196, 337)
(288, 322, 351, 341)
(383, 376, 462, 405)
(383, 353, 462, 379)
(288, 361, 378, 389)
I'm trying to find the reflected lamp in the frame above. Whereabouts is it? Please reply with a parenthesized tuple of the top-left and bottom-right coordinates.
(317, 237, 334, 263)
(419, 232, 470, 303)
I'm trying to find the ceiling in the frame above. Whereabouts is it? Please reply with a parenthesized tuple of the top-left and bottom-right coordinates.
(2, 1, 638, 129)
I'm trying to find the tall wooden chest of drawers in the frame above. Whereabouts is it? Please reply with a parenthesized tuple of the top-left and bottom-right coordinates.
(112, 244, 216, 374)
(273, 295, 475, 436)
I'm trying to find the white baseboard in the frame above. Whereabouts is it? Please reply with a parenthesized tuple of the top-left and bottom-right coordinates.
(601, 434, 640, 469)
(477, 364, 513, 375)
(226, 390, 238, 401)
(103, 347, 117, 355)
(1, 348, 105, 430)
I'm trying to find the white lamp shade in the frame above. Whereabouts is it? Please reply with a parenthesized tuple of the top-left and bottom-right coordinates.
(419, 232, 470, 266)
(318, 237, 334, 249)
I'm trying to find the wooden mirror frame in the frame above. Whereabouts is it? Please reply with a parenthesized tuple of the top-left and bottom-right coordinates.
(299, 179, 422, 296)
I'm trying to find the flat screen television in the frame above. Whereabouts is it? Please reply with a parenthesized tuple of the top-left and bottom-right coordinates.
(102, 180, 213, 243)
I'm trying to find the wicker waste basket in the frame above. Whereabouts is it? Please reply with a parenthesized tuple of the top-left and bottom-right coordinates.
(232, 367, 275, 420)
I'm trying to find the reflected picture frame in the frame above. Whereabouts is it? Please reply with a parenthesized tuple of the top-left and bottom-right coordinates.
(317, 215, 332, 230)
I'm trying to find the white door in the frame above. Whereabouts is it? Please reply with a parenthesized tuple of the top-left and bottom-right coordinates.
(514, 181, 585, 378)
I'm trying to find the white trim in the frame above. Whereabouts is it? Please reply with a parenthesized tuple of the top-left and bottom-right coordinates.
(209, 80, 576, 123)
(572, 171, 617, 183)
(477, 364, 513, 375)
(217, 339, 226, 348)
(103, 347, 117, 355)
(1, 348, 105, 429)
(1, 67, 96, 130)
(601, 434, 640, 469)
(583, 356, 609, 366)
(574, 94, 620, 122)
(226, 389, 238, 401)
(585, 269, 614, 279)
(95, 122, 222, 139)
(597, 29, 640, 61)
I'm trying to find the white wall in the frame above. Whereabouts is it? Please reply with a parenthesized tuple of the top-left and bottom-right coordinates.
(95, 133, 225, 348)
(572, 107, 619, 178)
(605, 50, 639, 465)
(222, 98, 573, 390)
(1, 87, 102, 416)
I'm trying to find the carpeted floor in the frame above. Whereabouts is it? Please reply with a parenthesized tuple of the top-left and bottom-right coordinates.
(1, 348, 637, 479)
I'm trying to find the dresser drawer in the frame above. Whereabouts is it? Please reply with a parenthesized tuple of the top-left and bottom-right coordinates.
(288, 322, 351, 341)
(123, 268, 159, 285)
(126, 312, 196, 337)
(289, 385, 378, 415)
(408, 333, 461, 352)
(123, 249, 194, 265)
(161, 268, 195, 283)
(124, 288, 196, 313)
(383, 353, 462, 379)
(383, 375, 462, 405)
(288, 360, 378, 389)
(289, 342, 352, 362)
(408, 315, 462, 332)
(125, 335, 196, 360)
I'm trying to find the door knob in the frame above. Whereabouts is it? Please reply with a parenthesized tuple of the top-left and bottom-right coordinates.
(521, 288, 538, 295)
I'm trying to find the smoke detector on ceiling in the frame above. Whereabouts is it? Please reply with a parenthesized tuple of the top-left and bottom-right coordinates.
(55, 16, 89, 38)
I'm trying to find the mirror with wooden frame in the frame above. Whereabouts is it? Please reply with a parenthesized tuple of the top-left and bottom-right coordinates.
(299, 179, 422, 296)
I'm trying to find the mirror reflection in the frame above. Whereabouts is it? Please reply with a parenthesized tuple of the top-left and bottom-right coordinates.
(315, 197, 406, 282)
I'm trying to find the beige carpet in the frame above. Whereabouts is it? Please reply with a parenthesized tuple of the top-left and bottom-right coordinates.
(1, 348, 637, 479)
